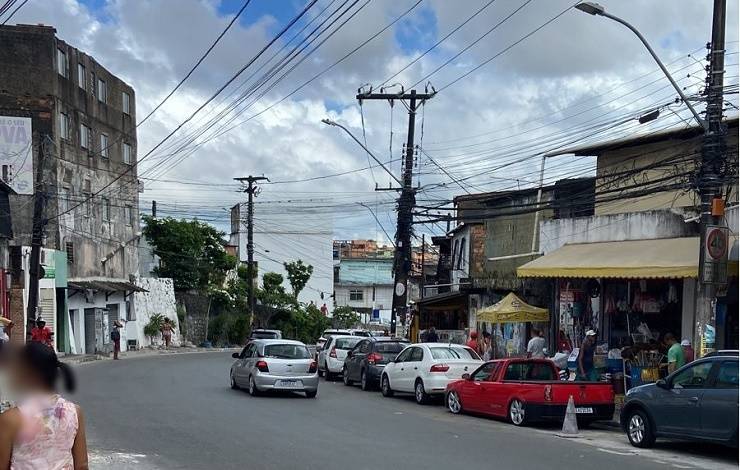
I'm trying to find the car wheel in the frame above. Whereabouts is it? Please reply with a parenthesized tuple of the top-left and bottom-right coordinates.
(446, 391, 462, 414)
(626, 409, 655, 448)
(360, 370, 371, 391)
(381, 374, 394, 397)
(248, 375, 261, 397)
(305, 390, 317, 398)
(229, 372, 239, 390)
(414, 380, 430, 405)
(509, 399, 526, 426)
(343, 367, 353, 386)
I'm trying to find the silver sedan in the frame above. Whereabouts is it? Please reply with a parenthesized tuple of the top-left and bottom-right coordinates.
(230, 339, 319, 398)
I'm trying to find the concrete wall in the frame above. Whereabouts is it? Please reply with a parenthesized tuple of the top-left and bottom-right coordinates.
(176, 291, 209, 346)
(130, 277, 179, 348)
(539, 209, 696, 254)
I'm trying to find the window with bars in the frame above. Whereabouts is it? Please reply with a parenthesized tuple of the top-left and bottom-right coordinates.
(122, 91, 131, 115)
(59, 113, 69, 140)
(97, 78, 107, 103)
(79, 124, 90, 149)
(349, 289, 363, 301)
(65, 242, 74, 264)
(77, 63, 85, 89)
(102, 197, 111, 221)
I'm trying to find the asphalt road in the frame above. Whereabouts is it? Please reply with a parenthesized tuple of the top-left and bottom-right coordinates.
(71, 352, 737, 470)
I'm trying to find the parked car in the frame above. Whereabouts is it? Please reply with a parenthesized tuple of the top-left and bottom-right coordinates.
(318, 335, 364, 380)
(620, 353, 739, 448)
(230, 339, 318, 398)
(342, 338, 410, 390)
(315, 329, 353, 354)
(249, 329, 282, 340)
(445, 358, 615, 426)
(380, 343, 482, 404)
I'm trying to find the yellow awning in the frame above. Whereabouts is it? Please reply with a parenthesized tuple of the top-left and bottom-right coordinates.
(477, 293, 549, 323)
(517, 237, 703, 279)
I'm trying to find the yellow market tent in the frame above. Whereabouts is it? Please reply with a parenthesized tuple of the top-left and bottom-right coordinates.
(476, 293, 549, 323)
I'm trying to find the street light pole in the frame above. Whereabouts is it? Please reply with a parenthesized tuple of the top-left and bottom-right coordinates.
(575, 1, 729, 356)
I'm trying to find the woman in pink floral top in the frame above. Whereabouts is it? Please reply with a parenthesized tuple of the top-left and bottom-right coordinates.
(0, 343, 88, 470)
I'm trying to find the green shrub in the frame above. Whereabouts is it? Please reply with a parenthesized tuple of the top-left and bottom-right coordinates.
(144, 313, 166, 344)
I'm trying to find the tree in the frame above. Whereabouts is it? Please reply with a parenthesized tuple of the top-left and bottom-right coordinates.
(141, 215, 235, 292)
(283, 260, 313, 300)
(254, 272, 293, 327)
(332, 305, 360, 329)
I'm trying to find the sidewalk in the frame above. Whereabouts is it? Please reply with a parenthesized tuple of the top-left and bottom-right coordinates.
(59, 346, 239, 365)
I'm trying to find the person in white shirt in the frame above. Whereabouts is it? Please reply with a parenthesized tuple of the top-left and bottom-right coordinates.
(527, 328, 546, 359)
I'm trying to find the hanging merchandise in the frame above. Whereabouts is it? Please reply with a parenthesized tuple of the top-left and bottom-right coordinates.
(667, 283, 679, 304)
(605, 294, 617, 315)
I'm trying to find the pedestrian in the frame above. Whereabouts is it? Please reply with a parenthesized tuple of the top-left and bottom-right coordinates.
(30, 319, 53, 349)
(577, 330, 597, 381)
(425, 326, 439, 343)
(161, 318, 174, 349)
(527, 328, 546, 359)
(466, 331, 479, 353)
(110, 321, 122, 360)
(481, 331, 493, 361)
(0, 342, 88, 470)
(0, 317, 12, 351)
(320, 303, 328, 316)
(664, 333, 685, 373)
(681, 339, 695, 364)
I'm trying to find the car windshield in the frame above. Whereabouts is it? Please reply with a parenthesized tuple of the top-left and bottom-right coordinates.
(335, 337, 362, 349)
(429, 347, 480, 360)
(251, 331, 278, 339)
(375, 342, 407, 353)
(263, 344, 310, 359)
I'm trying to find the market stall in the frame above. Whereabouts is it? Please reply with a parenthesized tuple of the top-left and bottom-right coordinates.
(476, 293, 549, 358)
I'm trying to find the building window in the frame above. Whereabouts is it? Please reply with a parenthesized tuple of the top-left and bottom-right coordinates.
(57, 48, 68, 77)
(122, 91, 131, 115)
(122, 142, 132, 164)
(100, 133, 109, 158)
(125, 205, 134, 226)
(77, 63, 85, 89)
(349, 289, 363, 301)
(79, 124, 90, 149)
(59, 113, 69, 140)
(65, 242, 74, 264)
(97, 78, 107, 103)
(59, 188, 70, 214)
(102, 197, 111, 221)
(83, 179, 92, 218)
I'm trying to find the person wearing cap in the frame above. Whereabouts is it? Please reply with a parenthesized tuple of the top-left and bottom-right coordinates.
(30, 319, 53, 348)
(110, 321, 122, 360)
(664, 333, 685, 373)
(681, 339, 694, 364)
(578, 330, 598, 381)
(466, 331, 479, 353)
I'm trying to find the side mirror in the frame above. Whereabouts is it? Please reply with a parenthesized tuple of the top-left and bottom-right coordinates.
(462, 373, 471, 380)
(656, 378, 669, 389)
(232, 352, 240, 359)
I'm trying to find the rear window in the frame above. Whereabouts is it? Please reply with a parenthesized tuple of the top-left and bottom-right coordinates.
(335, 337, 362, 350)
(324, 331, 350, 337)
(263, 344, 310, 359)
(251, 331, 278, 339)
(375, 342, 407, 354)
(504, 362, 555, 381)
(429, 347, 480, 360)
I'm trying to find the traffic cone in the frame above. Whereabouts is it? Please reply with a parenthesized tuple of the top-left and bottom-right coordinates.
(558, 395, 580, 438)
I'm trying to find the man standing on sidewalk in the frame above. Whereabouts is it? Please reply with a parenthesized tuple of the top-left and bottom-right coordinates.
(111, 321, 122, 360)
(527, 328, 546, 359)
(664, 333, 685, 373)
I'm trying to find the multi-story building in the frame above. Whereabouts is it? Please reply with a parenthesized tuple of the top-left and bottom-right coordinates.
(0, 24, 142, 353)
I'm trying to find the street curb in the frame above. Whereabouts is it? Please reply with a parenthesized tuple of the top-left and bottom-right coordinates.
(60, 347, 240, 366)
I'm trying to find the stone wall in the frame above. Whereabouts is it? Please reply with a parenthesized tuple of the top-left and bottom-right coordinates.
(175, 291, 210, 346)
(131, 277, 179, 348)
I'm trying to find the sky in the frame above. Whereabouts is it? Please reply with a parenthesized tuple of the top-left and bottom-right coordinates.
(5, 0, 739, 302)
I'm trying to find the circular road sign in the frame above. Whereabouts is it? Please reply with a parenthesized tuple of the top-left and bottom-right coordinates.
(707, 228, 728, 260)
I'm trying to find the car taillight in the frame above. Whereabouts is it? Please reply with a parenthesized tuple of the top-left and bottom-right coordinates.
(430, 364, 449, 373)
(309, 360, 317, 373)
(367, 352, 383, 364)
(256, 360, 269, 372)
(329, 347, 337, 358)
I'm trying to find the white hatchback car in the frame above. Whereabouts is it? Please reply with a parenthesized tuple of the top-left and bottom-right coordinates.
(380, 343, 482, 404)
(317, 335, 364, 380)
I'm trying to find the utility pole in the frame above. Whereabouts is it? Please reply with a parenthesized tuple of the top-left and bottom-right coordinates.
(695, 0, 728, 357)
(151, 200, 157, 219)
(356, 89, 434, 336)
(235, 175, 269, 325)
(420, 233, 425, 300)
(26, 135, 49, 340)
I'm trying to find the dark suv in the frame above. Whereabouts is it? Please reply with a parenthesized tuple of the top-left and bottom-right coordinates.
(620, 352, 738, 448)
(342, 338, 409, 391)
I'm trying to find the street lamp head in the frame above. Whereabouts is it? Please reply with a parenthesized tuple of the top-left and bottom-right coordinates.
(575, 2, 605, 15)
(321, 118, 335, 126)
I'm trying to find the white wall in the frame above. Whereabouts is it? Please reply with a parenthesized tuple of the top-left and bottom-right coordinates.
(334, 285, 393, 310)
(539, 210, 694, 254)
(67, 290, 126, 354)
(130, 277, 179, 348)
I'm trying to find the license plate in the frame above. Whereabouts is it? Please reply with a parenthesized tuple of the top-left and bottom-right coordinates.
(276, 379, 302, 388)
(575, 407, 593, 414)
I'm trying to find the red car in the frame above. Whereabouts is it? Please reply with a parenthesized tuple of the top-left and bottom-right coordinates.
(445, 358, 615, 426)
